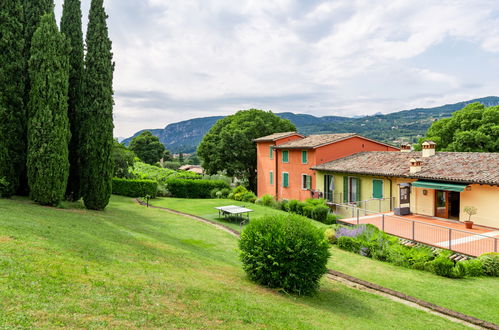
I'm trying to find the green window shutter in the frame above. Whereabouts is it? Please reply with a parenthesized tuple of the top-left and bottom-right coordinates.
(270, 171, 274, 185)
(269, 146, 273, 159)
(302, 151, 308, 164)
(282, 150, 289, 163)
(343, 177, 348, 203)
(356, 178, 361, 202)
(307, 175, 311, 189)
(373, 179, 383, 199)
(283, 173, 289, 187)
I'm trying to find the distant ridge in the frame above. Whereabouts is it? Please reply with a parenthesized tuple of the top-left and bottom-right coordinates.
(122, 96, 499, 153)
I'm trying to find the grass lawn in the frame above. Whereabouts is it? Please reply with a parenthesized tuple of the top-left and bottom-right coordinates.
(150, 197, 328, 232)
(152, 197, 499, 325)
(0, 196, 468, 329)
(328, 246, 499, 324)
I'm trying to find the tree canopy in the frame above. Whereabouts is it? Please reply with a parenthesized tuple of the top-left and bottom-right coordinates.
(129, 131, 166, 165)
(418, 103, 499, 152)
(80, 0, 115, 210)
(61, 0, 85, 201)
(0, 0, 25, 197)
(27, 13, 70, 206)
(112, 140, 135, 179)
(198, 109, 296, 192)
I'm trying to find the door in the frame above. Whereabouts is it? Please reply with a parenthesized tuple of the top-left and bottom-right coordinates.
(324, 175, 333, 202)
(435, 190, 448, 218)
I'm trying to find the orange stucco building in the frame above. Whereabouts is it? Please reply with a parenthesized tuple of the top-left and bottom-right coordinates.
(254, 132, 399, 201)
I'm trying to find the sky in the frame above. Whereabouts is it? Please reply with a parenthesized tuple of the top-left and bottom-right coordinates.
(54, 0, 499, 138)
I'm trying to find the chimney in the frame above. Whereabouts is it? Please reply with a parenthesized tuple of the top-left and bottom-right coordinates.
(400, 143, 411, 152)
(421, 141, 436, 157)
(410, 158, 422, 173)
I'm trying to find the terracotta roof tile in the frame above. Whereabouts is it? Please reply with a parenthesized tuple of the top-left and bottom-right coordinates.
(273, 133, 357, 149)
(253, 132, 302, 142)
(312, 151, 499, 185)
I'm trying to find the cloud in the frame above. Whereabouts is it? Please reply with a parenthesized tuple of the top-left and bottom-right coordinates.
(53, 0, 499, 137)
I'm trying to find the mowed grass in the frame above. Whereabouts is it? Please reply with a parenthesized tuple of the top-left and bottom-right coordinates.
(0, 196, 467, 329)
(151, 197, 328, 232)
(328, 246, 499, 324)
(153, 197, 499, 325)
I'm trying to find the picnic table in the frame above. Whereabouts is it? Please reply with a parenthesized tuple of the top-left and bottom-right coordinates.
(215, 205, 254, 226)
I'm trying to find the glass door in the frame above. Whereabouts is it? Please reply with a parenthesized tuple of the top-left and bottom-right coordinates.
(435, 190, 448, 218)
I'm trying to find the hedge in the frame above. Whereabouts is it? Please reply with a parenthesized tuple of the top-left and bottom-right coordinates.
(167, 178, 230, 198)
(112, 178, 158, 198)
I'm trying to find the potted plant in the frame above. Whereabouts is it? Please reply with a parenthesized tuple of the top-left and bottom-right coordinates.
(463, 206, 477, 229)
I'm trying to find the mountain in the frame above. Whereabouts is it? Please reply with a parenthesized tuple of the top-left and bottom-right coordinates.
(123, 96, 499, 153)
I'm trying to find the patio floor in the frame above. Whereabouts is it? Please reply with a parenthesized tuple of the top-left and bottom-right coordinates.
(340, 212, 499, 257)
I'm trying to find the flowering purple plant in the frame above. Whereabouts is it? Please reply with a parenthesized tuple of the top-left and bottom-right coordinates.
(335, 225, 366, 239)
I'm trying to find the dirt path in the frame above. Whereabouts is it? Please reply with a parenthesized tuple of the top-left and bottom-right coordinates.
(135, 199, 498, 330)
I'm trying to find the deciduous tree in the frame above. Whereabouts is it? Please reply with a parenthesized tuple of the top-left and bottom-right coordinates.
(0, 0, 26, 197)
(129, 131, 165, 165)
(80, 0, 115, 210)
(27, 13, 70, 206)
(198, 109, 296, 192)
(419, 103, 499, 152)
(61, 0, 84, 201)
(112, 140, 135, 179)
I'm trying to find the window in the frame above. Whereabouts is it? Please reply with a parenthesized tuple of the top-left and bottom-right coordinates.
(324, 175, 334, 202)
(282, 172, 289, 187)
(343, 176, 361, 203)
(301, 150, 308, 164)
(302, 174, 312, 190)
(269, 146, 273, 159)
(373, 179, 383, 199)
(270, 171, 274, 185)
(282, 150, 289, 163)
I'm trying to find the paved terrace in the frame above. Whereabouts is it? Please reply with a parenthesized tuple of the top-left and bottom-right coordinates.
(340, 213, 499, 257)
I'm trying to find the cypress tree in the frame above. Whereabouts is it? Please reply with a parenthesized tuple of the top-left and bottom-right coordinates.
(61, 0, 84, 201)
(80, 0, 115, 210)
(0, 0, 26, 197)
(27, 13, 70, 206)
(19, 0, 53, 195)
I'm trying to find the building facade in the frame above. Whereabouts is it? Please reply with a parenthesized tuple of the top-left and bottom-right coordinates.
(254, 132, 399, 201)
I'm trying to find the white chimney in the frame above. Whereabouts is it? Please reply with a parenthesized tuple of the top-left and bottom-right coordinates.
(410, 158, 422, 173)
(400, 143, 411, 152)
(422, 141, 436, 157)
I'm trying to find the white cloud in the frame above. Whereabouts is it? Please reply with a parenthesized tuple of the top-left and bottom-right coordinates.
(53, 0, 499, 137)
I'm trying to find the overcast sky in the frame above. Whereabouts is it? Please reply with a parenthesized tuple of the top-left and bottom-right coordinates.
(54, 0, 499, 137)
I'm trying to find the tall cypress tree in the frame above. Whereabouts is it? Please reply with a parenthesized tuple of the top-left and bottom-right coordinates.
(0, 0, 25, 197)
(19, 0, 53, 195)
(61, 0, 84, 201)
(27, 13, 70, 206)
(80, 0, 114, 210)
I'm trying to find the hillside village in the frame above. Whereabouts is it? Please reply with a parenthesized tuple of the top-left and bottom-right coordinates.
(0, 1, 498, 329)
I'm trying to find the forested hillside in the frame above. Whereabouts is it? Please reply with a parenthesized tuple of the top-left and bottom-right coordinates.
(123, 96, 499, 153)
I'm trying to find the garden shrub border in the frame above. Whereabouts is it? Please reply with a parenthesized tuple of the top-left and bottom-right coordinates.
(112, 178, 158, 198)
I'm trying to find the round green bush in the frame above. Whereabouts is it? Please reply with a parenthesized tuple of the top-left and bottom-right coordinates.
(460, 259, 484, 277)
(239, 214, 330, 295)
(479, 253, 499, 277)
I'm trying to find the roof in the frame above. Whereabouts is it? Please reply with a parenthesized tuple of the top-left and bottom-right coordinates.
(312, 151, 499, 186)
(273, 133, 357, 149)
(253, 132, 303, 142)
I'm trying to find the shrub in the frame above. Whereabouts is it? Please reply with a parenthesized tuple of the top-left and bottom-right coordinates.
(166, 178, 230, 198)
(386, 244, 412, 267)
(241, 191, 257, 203)
(232, 185, 248, 201)
(460, 259, 484, 277)
(337, 236, 361, 253)
(112, 178, 158, 198)
(216, 188, 232, 199)
(0, 177, 9, 197)
(302, 205, 315, 218)
(287, 200, 299, 213)
(324, 228, 337, 244)
(296, 201, 307, 215)
(452, 262, 466, 279)
(427, 255, 454, 278)
(312, 206, 329, 223)
(277, 199, 289, 211)
(335, 225, 366, 239)
(239, 214, 330, 295)
(479, 253, 499, 277)
(323, 213, 338, 225)
(156, 184, 171, 197)
(257, 194, 276, 207)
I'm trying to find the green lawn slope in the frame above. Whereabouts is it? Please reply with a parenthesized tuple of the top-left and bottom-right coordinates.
(0, 196, 468, 328)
